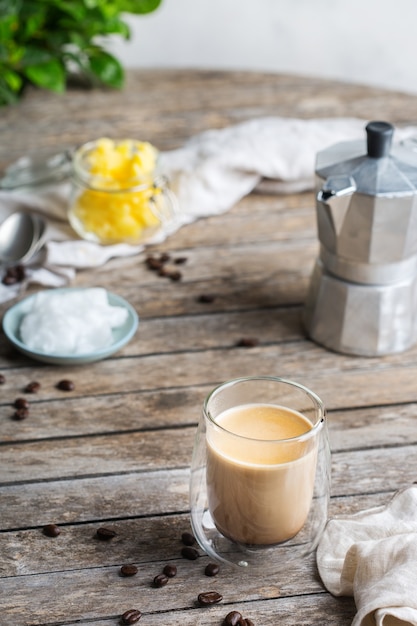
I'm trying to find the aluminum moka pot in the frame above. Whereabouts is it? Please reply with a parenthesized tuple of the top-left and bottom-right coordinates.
(304, 120, 417, 356)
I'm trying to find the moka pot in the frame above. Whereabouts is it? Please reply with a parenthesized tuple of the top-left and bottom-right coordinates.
(304, 121, 417, 356)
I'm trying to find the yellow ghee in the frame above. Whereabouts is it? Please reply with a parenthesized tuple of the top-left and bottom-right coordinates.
(69, 138, 170, 245)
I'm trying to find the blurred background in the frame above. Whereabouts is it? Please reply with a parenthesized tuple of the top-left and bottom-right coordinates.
(107, 0, 417, 94)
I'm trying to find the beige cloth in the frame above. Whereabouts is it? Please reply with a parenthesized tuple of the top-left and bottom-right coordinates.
(317, 485, 417, 626)
(1, 116, 417, 303)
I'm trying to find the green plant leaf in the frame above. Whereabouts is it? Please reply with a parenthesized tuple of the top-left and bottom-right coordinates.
(53, 0, 87, 21)
(88, 49, 124, 88)
(0, 0, 20, 18)
(0, 0, 162, 105)
(0, 14, 19, 44)
(21, 46, 56, 67)
(24, 58, 66, 92)
(3, 68, 22, 92)
(118, 0, 162, 15)
(18, 6, 47, 40)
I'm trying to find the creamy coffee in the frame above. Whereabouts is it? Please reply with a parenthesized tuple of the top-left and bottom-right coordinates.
(206, 403, 317, 545)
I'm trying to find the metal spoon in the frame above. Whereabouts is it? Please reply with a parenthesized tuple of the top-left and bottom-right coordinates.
(0, 211, 40, 265)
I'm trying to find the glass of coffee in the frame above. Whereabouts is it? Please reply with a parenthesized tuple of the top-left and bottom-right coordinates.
(190, 376, 331, 571)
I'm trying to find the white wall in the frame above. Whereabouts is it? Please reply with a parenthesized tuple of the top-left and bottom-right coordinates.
(106, 0, 417, 95)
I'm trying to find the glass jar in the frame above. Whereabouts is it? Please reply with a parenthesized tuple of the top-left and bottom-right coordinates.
(68, 139, 177, 245)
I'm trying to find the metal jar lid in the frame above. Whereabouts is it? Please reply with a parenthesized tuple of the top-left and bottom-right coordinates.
(0, 150, 73, 190)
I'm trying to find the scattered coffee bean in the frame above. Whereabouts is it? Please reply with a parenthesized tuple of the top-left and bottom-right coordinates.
(121, 609, 142, 624)
(14, 397, 29, 409)
(158, 266, 182, 281)
(145, 256, 164, 271)
(120, 564, 138, 577)
(174, 256, 187, 265)
(153, 573, 169, 587)
(57, 379, 75, 391)
(145, 252, 171, 272)
(197, 591, 223, 606)
(223, 611, 243, 626)
(157, 266, 169, 277)
(236, 337, 259, 348)
(13, 407, 29, 420)
(244, 619, 254, 626)
(2, 265, 26, 285)
(163, 564, 177, 578)
(15, 265, 26, 281)
(181, 531, 196, 546)
(96, 527, 116, 540)
(43, 523, 61, 537)
(205, 562, 220, 577)
(2, 273, 17, 286)
(0, 373, 5, 384)
(145, 252, 184, 281)
(181, 546, 199, 560)
(197, 293, 215, 303)
(168, 270, 182, 281)
(25, 381, 40, 393)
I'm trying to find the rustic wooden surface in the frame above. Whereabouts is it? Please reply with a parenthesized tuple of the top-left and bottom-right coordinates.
(1, 69, 417, 626)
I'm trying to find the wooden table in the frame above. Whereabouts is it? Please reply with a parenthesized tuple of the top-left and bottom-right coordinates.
(1, 70, 417, 626)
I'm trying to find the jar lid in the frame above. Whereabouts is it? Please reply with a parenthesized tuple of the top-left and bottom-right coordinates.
(0, 150, 73, 190)
(316, 121, 417, 196)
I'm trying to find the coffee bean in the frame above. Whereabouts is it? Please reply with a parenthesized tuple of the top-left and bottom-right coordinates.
(43, 524, 61, 537)
(181, 531, 196, 546)
(163, 564, 177, 578)
(14, 397, 29, 409)
(2, 274, 17, 285)
(181, 546, 199, 560)
(243, 619, 254, 626)
(174, 256, 187, 265)
(197, 591, 223, 606)
(120, 564, 138, 577)
(236, 337, 259, 348)
(16, 264, 26, 280)
(197, 293, 215, 303)
(205, 562, 220, 577)
(158, 267, 182, 281)
(168, 270, 182, 281)
(153, 573, 169, 587)
(57, 379, 75, 391)
(145, 253, 170, 272)
(121, 609, 142, 624)
(0, 373, 5, 384)
(25, 381, 40, 393)
(96, 527, 116, 540)
(13, 407, 29, 420)
(145, 256, 163, 271)
(158, 264, 169, 276)
(223, 611, 243, 626)
(2, 265, 24, 285)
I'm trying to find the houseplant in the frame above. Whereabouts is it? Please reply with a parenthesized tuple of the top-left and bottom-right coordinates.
(0, 0, 162, 106)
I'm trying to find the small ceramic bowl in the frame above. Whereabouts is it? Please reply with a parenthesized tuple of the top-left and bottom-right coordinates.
(2, 288, 139, 365)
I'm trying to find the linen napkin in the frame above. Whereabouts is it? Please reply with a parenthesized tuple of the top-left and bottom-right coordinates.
(1, 116, 417, 303)
(317, 485, 417, 626)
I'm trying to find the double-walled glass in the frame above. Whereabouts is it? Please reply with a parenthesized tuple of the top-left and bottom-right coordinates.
(190, 376, 331, 572)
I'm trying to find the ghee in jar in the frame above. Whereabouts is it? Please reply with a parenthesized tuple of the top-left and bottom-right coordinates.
(68, 138, 176, 245)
